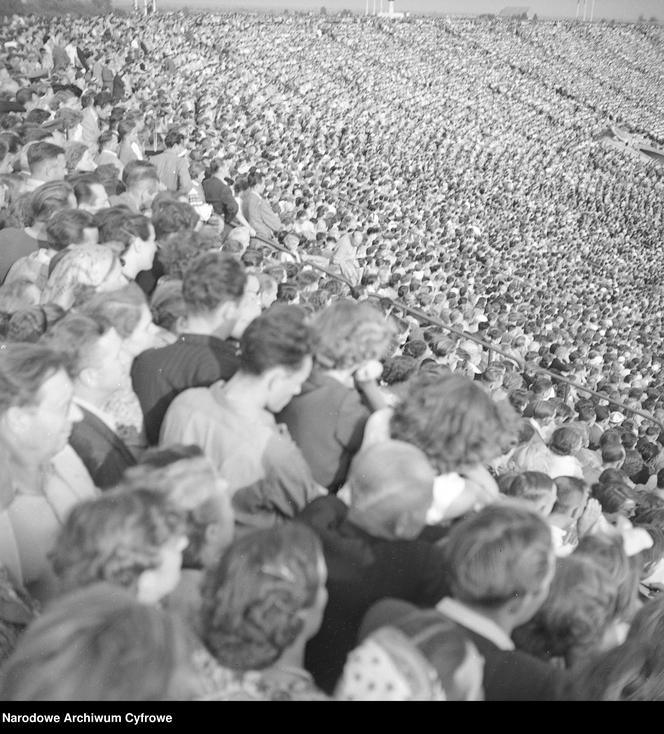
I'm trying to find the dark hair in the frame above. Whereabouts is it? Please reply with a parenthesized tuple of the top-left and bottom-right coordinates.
(122, 160, 158, 189)
(7, 304, 65, 344)
(0, 343, 67, 414)
(181, 252, 246, 315)
(45, 208, 96, 250)
(239, 304, 312, 376)
(151, 200, 198, 240)
(27, 141, 64, 171)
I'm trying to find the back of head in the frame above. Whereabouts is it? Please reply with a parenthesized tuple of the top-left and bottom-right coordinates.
(45, 207, 96, 250)
(348, 440, 434, 539)
(239, 303, 311, 375)
(122, 159, 158, 190)
(502, 471, 556, 516)
(0, 584, 204, 701)
(201, 524, 324, 671)
(390, 372, 518, 474)
(27, 140, 63, 173)
(50, 488, 185, 597)
(0, 342, 65, 416)
(182, 252, 246, 316)
(550, 426, 582, 456)
(512, 555, 618, 666)
(443, 504, 553, 611)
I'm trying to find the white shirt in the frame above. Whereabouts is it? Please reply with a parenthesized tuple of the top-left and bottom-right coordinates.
(436, 597, 515, 651)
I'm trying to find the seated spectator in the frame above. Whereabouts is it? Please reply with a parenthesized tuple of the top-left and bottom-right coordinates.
(0, 343, 95, 601)
(161, 304, 322, 533)
(110, 160, 159, 214)
(548, 426, 585, 479)
(437, 504, 567, 700)
(73, 173, 111, 215)
(6, 207, 97, 291)
(278, 299, 395, 493)
(6, 303, 65, 344)
(0, 584, 211, 701)
(131, 252, 248, 445)
(201, 524, 329, 700)
(45, 312, 136, 489)
(20, 141, 66, 194)
(298, 439, 448, 693)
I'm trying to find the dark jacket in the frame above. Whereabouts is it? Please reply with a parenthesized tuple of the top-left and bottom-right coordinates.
(68, 405, 136, 490)
(131, 333, 239, 445)
(297, 496, 450, 694)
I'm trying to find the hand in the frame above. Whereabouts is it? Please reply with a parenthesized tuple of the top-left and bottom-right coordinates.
(577, 497, 602, 537)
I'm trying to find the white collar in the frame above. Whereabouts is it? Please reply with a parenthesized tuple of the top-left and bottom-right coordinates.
(73, 396, 117, 432)
(436, 597, 515, 651)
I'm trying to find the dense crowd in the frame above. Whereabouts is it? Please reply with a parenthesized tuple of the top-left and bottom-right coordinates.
(0, 8, 663, 700)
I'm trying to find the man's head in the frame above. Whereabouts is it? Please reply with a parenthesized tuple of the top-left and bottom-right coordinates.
(73, 173, 110, 214)
(443, 504, 555, 629)
(44, 312, 130, 403)
(122, 160, 159, 210)
(347, 440, 435, 540)
(239, 304, 313, 413)
(27, 141, 66, 182)
(0, 343, 82, 466)
(45, 208, 98, 250)
(181, 252, 246, 338)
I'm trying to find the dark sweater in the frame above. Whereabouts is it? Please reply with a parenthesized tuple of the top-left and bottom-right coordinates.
(131, 333, 239, 445)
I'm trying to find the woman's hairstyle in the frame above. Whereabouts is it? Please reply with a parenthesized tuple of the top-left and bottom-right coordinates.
(390, 373, 518, 474)
(311, 299, 395, 370)
(567, 638, 664, 700)
(575, 533, 640, 621)
(201, 524, 324, 671)
(0, 584, 204, 701)
(239, 304, 312, 375)
(78, 282, 147, 339)
(40, 245, 121, 310)
(64, 141, 88, 172)
(7, 304, 65, 343)
(0, 278, 40, 314)
(45, 207, 96, 250)
(512, 555, 618, 666)
(443, 504, 553, 610)
(50, 488, 185, 595)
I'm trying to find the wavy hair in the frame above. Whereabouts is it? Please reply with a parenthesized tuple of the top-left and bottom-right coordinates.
(390, 373, 518, 474)
(201, 524, 323, 671)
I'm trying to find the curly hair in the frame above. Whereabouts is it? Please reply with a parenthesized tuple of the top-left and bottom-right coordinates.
(390, 373, 518, 474)
(182, 252, 246, 315)
(312, 299, 395, 370)
(50, 488, 186, 595)
(512, 555, 618, 666)
(201, 524, 323, 671)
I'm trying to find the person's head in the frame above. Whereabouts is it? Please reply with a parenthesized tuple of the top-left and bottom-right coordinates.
(502, 471, 557, 516)
(51, 488, 187, 604)
(120, 448, 234, 570)
(98, 212, 157, 278)
(45, 208, 98, 250)
(312, 299, 395, 371)
(0, 343, 82, 471)
(592, 482, 636, 521)
(150, 279, 186, 334)
(98, 129, 119, 154)
(531, 399, 556, 425)
(150, 198, 199, 240)
(549, 425, 583, 456)
(41, 245, 126, 310)
(553, 476, 589, 521)
(6, 304, 65, 344)
(74, 173, 111, 214)
(346, 440, 435, 540)
(443, 504, 555, 629)
(79, 282, 158, 358)
(44, 311, 130, 402)
(181, 252, 246, 338)
(0, 584, 206, 701)
(339, 604, 484, 701)
(200, 524, 327, 671)
(512, 555, 619, 667)
(390, 372, 518, 474)
(122, 160, 159, 209)
(26, 141, 66, 181)
(238, 304, 313, 412)
(575, 533, 640, 624)
(64, 141, 96, 174)
(164, 129, 185, 150)
(28, 180, 76, 227)
(601, 440, 627, 467)
(568, 637, 664, 700)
